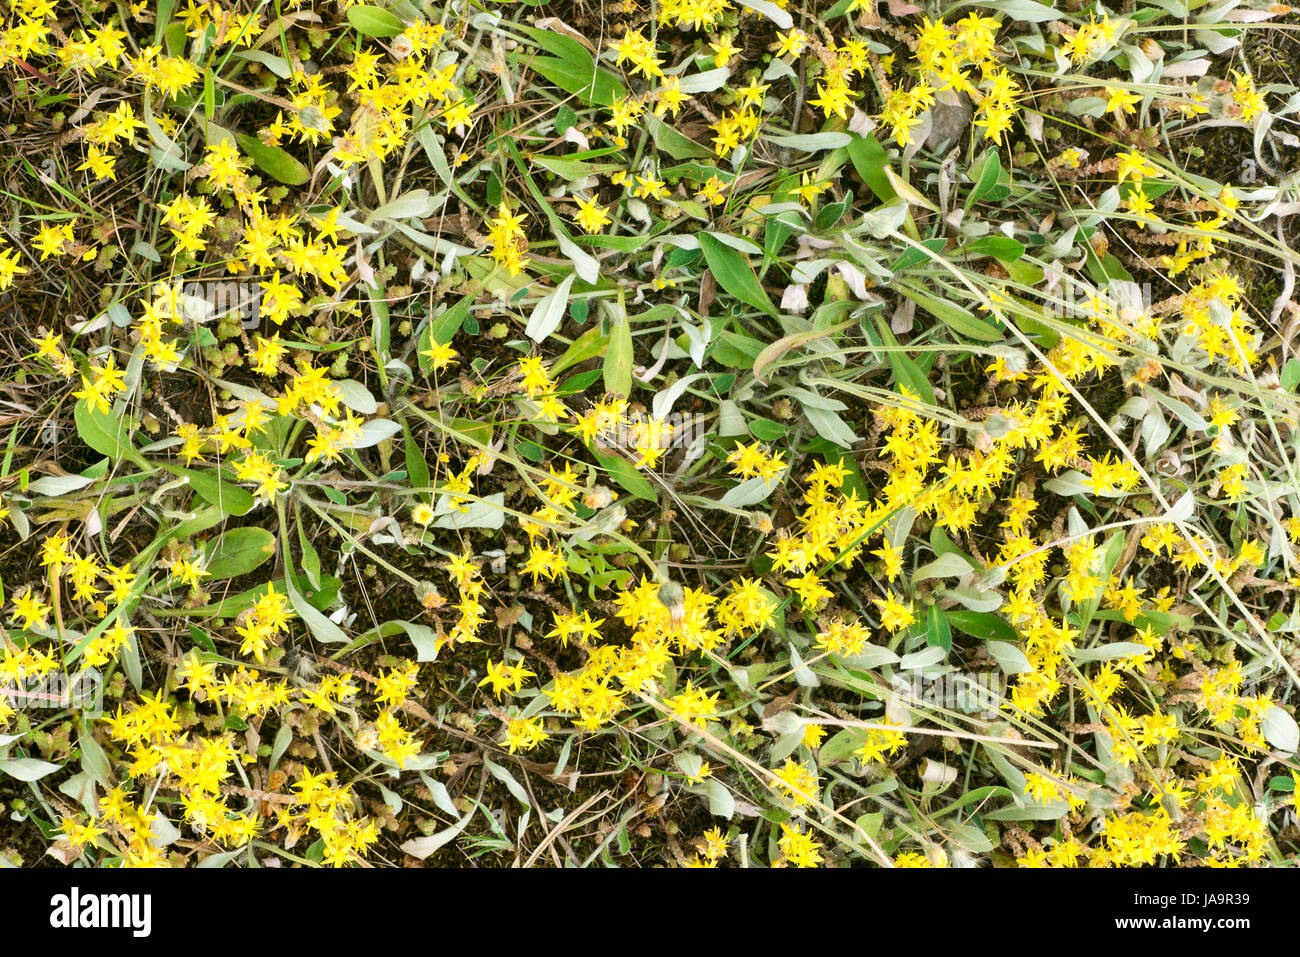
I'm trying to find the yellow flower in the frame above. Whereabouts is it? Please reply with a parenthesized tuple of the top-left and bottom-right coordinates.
(685, 760, 714, 785)
(735, 79, 769, 110)
(170, 557, 209, 589)
(873, 590, 916, 633)
(655, 75, 688, 116)
(775, 29, 809, 58)
(250, 334, 286, 376)
(478, 657, 535, 698)
(696, 175, 727, 205)
(504, 715, 549, 753)
(772, 758, 819, 807)
(487, 199, 529, 276)
(709, 33, 738, 67)
(422, 340, 458, 372)
(1125, 186, 1156, 228)
(801, 723, 827, 749)
(1115, 149, 1158, 185)
(1230, 71, 1266, 121)
(793, 171, 830, 207)
(1024, 772, 1062, 804)
(11, 591, 51, 630)
(1104, 86, 1143, 114)
(664, 680, 720, 729)
(572, 195, 611, 233)
(76, 144, 117, 181)
(0, 246, 28, 291)
(34, 221, 76, 260)
(60, 817, 106, 853)
(698, 825, 729, 862)
(778, 822, 823, 867)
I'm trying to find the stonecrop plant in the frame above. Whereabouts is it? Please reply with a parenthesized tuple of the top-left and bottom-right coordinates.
(0, 0, 1297, 869)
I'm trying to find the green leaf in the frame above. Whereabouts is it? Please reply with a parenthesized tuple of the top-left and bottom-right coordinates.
(766, 131, 851, 153)
(417, 294, 471, 374)
(431, 492, 506, 531)
(206, 122, 236, 151)
(819, 727, 868, 764)
(27, 474, 95, 497)
(75, 399, 142, 464)
(391, 620, 439, 662)
(188, 624, 217, 654)
(1268, 774, 1296, 793)
(235, 133, 309, 185)
(873, 317, 936, 407)
(604, 305, 633, 398)
(925, 603, 952, 652)
(895, 283, 1002, 342)
(735, 0, 793, 28)
(698, 232, 779, 317)
(690, 778, 735, 818)
(803, 404, 857, 448)
(644, 114, 711, 159)
(284, 572, 349, 644)
(748, 417, 786, 440)
(1070, 641, 1151, 662)
(976, 0, 1060, 21)
(913, 551, 975, 582)
(1281, 358, 1300, 393)
(530, 155, 623, 180)
(525, 273, 576, 344)
(77, 720, 111, 783)
(1263, 705, 1299, 754)
(986, 640, 1032, 674)
(203, 67, 215, 120)
(966, 149, 1003, 207)
(346, 5, 405, 37)
(1099, 253, 1134, 283)
(846, 133, 893, 202)
(153, 0, 177, 44)
(883, 167, 938, 212)
(164, 21, 187, 56)
(891, 237, 947, 273)
(946, 610, 1018, 644)
(593, 450, 657, 503)
(232, 49, 291, 78)
(122, 629, 142, 692)
(959, 236, 1025, 263)
(518, 27, 625, 107)
(430, 297, 470, 344)
(0, 757, 62, 782)
(403, 426, 430, 491)
(553, 324, 608, 375)
(983, 801, 1068, 822)
(1079, 532, 1124, 629)
(173, 466, 255, 517)
(202, 527, 276, 579)
(720, 474, 782, 508)
(297, 515, 322, 590)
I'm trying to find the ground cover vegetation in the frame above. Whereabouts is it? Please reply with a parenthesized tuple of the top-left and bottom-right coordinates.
(0, 0, 1298, 868)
